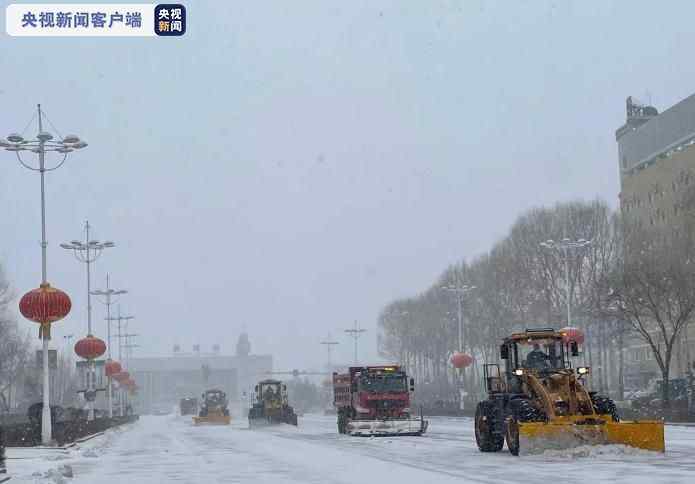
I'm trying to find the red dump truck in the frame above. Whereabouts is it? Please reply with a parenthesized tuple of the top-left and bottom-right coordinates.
(333, 365, 428, 436)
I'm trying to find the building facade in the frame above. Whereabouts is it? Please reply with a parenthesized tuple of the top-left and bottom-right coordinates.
(616, 95, 695, 387)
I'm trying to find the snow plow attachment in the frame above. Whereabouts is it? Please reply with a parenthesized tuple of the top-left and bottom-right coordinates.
(346, 417, 429, 437)
(516, 419, 664, 455)
(192, 414, 231, 425)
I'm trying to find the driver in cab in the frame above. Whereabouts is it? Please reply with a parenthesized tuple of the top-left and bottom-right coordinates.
(525, 343, 549, 369)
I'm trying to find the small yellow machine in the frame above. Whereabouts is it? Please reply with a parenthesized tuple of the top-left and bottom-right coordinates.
(475, 328, 664, 455)
(193, 388, 231, 425)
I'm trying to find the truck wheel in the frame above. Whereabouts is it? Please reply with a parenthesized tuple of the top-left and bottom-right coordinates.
(591, 395, 620, 422)
(475, 401, 503, 452)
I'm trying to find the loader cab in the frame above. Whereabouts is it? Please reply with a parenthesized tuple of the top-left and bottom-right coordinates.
(499, 329, 575, 383)
(256, 379, 287, 406)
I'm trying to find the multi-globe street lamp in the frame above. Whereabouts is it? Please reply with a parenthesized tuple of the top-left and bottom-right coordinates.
(539, 238, 592, 327)
(91, 274, 127, 418)
(61, 221, 114, 420)
(1, 104, 87, 444)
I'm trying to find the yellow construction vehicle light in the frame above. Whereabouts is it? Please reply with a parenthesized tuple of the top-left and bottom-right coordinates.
(514, 369, 524, 376)
(577, 367, 590, 375)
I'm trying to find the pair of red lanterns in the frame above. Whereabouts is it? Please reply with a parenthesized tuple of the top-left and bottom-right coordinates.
(108, 363, 136, 390)
(19, 283, 106, 358)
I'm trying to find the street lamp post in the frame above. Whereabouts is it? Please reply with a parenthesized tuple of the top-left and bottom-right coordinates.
(2, 104, 87, 444)
(91, 274, 127, 418)
(539, 238, 592, 326)
(61, 222, 114, 420)
(344, 321, 366, 365)
(441, 283, 476, 353)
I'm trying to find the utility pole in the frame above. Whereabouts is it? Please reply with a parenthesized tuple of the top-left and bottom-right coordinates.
(91, 274, 127, 418)
(320, 337, 339, 372)
(105, 305, 134, 416)
(344, 321, 366, 365)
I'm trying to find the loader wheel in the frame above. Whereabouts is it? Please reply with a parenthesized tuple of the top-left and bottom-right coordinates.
(591, 395, 620, 422)
(475, 401, 503, 452)
(505, 416, 520, 456)
(505, 399, 541, 456)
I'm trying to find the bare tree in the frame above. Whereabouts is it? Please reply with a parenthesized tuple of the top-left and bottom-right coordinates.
(610, 217, 695, 408)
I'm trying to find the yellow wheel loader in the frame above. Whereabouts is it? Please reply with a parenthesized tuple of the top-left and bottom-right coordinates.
(475, 328, 664, 455)
(193, 389, 231, 425)
(248, 380, 298, 427)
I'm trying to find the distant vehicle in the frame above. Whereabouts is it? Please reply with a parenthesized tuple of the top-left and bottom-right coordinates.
(193, 389, 231, 425)
(333, 365, 427, 436)
(179, 397, 198, 416)
(248, 379, 298, 426)
(631, 378, 692, 419)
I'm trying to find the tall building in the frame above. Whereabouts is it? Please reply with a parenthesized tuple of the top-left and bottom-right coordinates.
(616, 95, 695, 228)
(615, 95, 695, 387)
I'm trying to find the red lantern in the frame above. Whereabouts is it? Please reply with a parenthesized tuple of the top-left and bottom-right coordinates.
(560, 327, 585, 345)
(451, 352, 474, 369)
(19, 283, 71, 339)
(105, 360, 122, 377)
(114, 371, 130, 383)
(74, 335, 106, 360)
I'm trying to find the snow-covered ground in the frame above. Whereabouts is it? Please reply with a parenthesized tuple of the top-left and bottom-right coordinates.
(5, 415, 695, 483)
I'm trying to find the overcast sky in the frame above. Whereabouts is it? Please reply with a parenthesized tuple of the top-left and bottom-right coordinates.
(2, 1, 695, 371)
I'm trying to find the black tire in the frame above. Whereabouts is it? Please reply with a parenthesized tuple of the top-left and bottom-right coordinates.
(591, 394, 620, 422)
(506, 399, 544, 456)
(475, 401, 504, 452)
(505, 415, 520, 456)
(337, 411, 347, 434)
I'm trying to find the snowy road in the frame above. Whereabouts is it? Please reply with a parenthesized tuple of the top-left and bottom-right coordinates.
(7, 414, 695, 483)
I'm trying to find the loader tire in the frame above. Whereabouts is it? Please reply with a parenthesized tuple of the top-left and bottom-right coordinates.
(591, 395, 620, 422)
(337, 412, 346, 434)
(506, 399, 543, 456)
(475, 401, 503, 452)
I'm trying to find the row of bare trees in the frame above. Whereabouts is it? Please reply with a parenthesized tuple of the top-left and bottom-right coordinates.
(378, 196, 695, 407)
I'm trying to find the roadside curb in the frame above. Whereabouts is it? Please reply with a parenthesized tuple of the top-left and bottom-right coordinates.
(6, 431, 106, 452)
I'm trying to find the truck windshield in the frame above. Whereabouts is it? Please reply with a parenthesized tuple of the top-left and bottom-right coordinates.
(359, 375, 406, 393)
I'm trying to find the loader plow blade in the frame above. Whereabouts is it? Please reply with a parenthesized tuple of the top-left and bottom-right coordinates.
(604, 421, 665, 452)
(347, 418, 429, 437)
(518, 420, 664, 455)
(193, 415, 231, 426)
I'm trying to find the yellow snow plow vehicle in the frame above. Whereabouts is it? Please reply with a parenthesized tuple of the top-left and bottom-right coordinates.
(248, 379, 298, 426)
(475, 328, 664, 455)
(193, 388, 231, 425)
